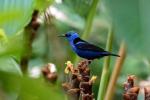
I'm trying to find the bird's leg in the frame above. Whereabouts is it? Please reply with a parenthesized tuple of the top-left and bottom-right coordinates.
(85, 59, 93, 65)
(88, 60, 93, 64)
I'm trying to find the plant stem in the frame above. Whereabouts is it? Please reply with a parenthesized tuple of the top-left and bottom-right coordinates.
(20, 10, 39, 73)
(97, 27, 113, 100)
(73, 0, 99, 64)
(105, 41, 126, 100)
(82, 0, 99, 39)
(20, 29, 32, 73)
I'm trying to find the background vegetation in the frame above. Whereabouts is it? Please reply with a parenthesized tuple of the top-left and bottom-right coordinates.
(0, 0, 150, 100)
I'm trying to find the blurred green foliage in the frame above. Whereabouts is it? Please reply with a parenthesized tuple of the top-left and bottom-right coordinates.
(104, 0, 150, 58)
(0, 0, 150, 100)
(0, 71, 65, 100)
(0, 0, 34, 36)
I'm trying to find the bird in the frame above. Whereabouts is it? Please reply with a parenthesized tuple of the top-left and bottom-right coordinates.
(59, 31, 120, 60)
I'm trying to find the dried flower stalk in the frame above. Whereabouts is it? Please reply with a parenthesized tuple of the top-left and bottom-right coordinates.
(123, 75, 140, 100)
(62, 60, 96, 100)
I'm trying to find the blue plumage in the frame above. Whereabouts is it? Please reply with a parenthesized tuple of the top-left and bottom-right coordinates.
(59, 31, 119, 60)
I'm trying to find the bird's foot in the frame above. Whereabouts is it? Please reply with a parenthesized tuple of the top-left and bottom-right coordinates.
(88, 60, 92, 64)
(84, 59, 93, 65)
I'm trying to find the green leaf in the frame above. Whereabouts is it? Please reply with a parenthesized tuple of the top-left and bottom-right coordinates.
(0, 0, 35, 36)
(104, 0, 150, 57)
(0, 56, 22, 75)
(0, 71, 21, 100)
(0, 34, 24, 59)
(18, 77, 65, 100)
(0, 29, 8, 43)
(35, 0, 54, 11)
(0, 72, 65, 100)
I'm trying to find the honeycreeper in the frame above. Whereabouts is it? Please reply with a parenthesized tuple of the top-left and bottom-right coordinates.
(59, 31, 119, 60)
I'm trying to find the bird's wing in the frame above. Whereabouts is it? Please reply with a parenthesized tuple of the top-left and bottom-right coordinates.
(74, 39, 105, 52)
(73, 37, 87, 44)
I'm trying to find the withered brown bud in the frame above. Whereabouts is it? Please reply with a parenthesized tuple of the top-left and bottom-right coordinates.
(41, 63, 57, 83)
(144, 87, 150, 100)
(47, 73, 57, 82)
(41, 67, 49, 76)
(127, 75, 135, 88)
(62, 60, 96, 100)
(123, 75, 139, 100)
(127, 87, 139, 94)
(123, 93, 138, 100)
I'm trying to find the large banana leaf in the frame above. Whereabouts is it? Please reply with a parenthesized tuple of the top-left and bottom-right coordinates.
(0, 56, 22, 75)
(0, 29, 22, 75)
(0, 0, 34, 36)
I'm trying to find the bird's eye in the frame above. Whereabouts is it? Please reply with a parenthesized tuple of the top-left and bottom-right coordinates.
(65, 34, 71, 37)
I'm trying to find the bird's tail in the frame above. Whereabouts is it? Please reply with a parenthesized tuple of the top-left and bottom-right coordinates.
(110, 53, 120, 57)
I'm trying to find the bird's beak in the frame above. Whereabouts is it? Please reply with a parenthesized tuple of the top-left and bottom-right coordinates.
(58, 34, 66, 37)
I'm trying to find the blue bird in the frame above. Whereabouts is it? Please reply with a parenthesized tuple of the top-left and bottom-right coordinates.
(59, 31, 119, 60)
